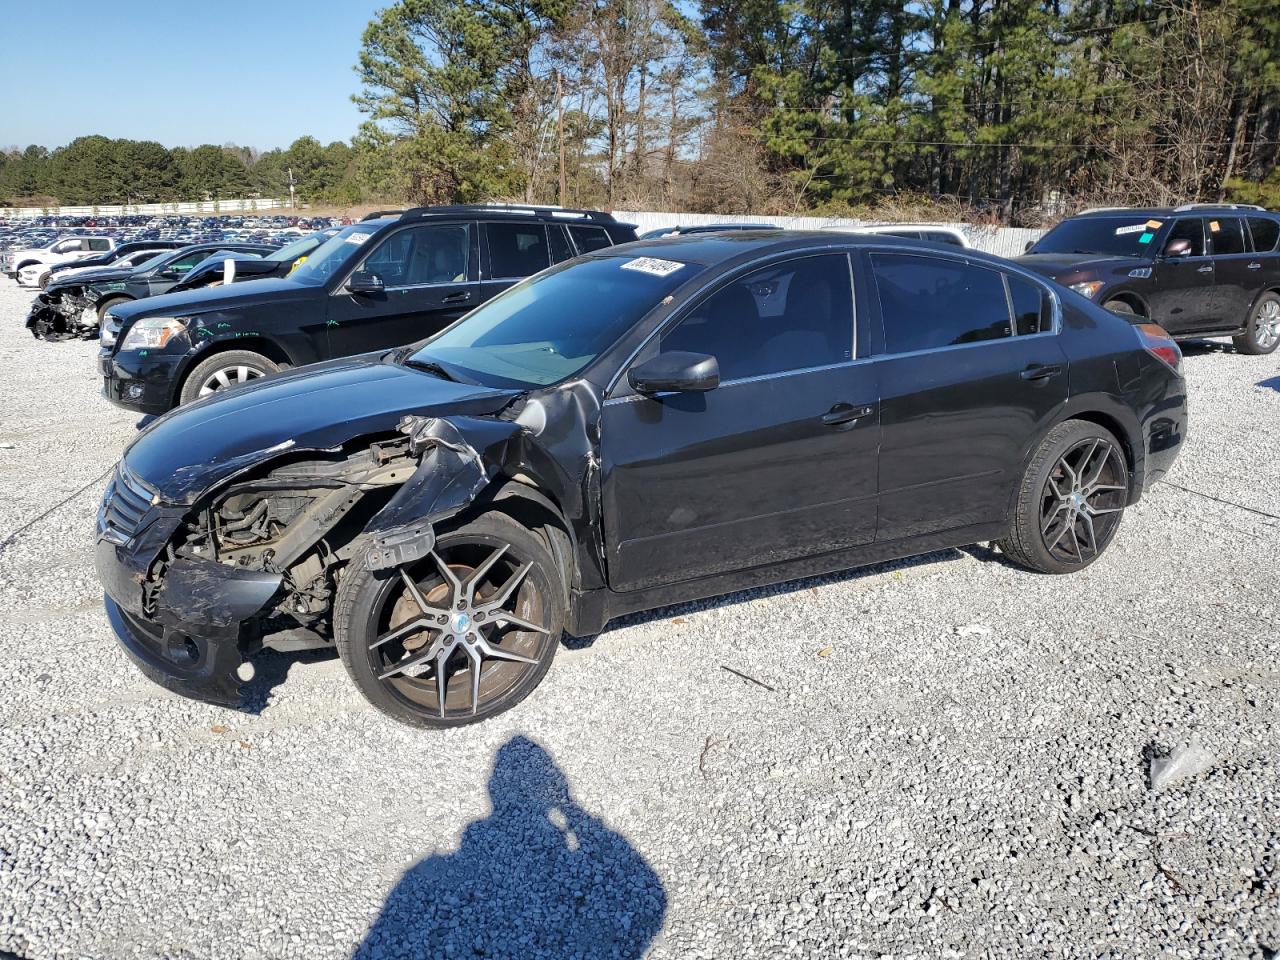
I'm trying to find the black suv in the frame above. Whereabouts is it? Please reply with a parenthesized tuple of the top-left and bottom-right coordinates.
(1018, 204, 1280, 355)
(98, 206, 638, 414)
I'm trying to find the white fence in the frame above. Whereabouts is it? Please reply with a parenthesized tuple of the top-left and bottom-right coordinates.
(614, 210, 1044, 259)
(0, 198, 288, 218)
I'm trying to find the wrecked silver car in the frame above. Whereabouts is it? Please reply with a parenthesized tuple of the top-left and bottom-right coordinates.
(96, 232, 1186, 727)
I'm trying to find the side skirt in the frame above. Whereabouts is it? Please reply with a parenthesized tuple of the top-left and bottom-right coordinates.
(567, 521, 1008, 636)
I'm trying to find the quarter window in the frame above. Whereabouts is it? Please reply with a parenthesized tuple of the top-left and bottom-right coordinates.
(872, 254, 1015, 353)
(1247, 217, 1280, 253)
(548, 225, 575, 263)
(487, 223, 550, 278)
(1210, 217, 1246, 255)
(1164, 218, 1205, 257)
(568, 225, 612, 254)
(1008, 274, 1048, 335)
(661, 254, 854, 381)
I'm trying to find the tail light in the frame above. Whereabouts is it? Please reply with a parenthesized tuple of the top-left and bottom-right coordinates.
(1135, 323, 1182, 375)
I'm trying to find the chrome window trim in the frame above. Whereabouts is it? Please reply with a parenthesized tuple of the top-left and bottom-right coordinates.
(603, 245, 860, 399)
(380, 278, 480, 294)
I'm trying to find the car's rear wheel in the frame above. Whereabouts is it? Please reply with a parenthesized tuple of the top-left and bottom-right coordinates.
(178, 350, 278, 405)
(1233, 293, 1280, 355)
(998, 420, 1129, 574)
(334, 511, 564, 728)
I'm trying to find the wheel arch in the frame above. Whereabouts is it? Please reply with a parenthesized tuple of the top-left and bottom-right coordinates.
(1102, 290, 1149, 317)
(171, 335, 295, 405)
(480, 478, 578, 608)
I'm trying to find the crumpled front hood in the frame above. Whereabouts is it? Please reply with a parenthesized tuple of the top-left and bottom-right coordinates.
(124, 355, 521, 504)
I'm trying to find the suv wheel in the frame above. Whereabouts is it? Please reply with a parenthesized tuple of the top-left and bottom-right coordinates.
(334, 511, 564, 728)
(1102, 299, 1139, 318)
(1233, 293, 1280, 355)
(178, 350, 279, 404)
(998, 420, 1129, 574)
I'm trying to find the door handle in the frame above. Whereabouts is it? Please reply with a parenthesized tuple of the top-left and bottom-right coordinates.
(1020, 363, 1063, 382)
(1248, 262, 1262, 270)
(442, 291, 472, 305)
(821, 403, 875, 426)
(1197, 265, 1214, 274)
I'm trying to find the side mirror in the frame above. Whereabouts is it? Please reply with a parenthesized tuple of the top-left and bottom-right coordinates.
(346, 271, 384, 295)
(628, 351, 720, 394)
(1163, 239, 1192, 258)
(1023, 240, 1034, 253)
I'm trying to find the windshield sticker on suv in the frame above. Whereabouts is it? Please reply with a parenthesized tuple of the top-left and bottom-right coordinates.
(345, 232, 372, 245)
(1209, 220, 1221, 233)
(1115, 223, 1149, 236)
(1146, 219, 1163, 229)
(1138, 232, 1155, 244)
(620, 256, 685, 277)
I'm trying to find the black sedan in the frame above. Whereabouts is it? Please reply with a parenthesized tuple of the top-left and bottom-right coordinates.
(95, 231, 1187, 727)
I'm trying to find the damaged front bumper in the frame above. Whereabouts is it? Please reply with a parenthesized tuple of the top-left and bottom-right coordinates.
(26, 293, 98, 341)
(96, 502, 281, 707)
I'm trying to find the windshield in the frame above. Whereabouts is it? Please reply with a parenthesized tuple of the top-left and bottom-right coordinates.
(408, 255, 702, 388)
(266, 232, 324, 263)
(1031, 216, 1166, 257)
(288, 223, 383, 285)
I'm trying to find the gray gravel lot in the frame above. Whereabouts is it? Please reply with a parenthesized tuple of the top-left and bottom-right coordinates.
(0, 279, 1277, 959)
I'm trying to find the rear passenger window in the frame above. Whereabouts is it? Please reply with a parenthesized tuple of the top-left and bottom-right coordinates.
(487, 223, 550, 278)
(661, 254, 854, 381)
(89, 239, 111, 251)
(567, 225, 612, 254)
(1008, 275, 1048, 335)
(872, 254, 1012, 352)
(1248, 217, 1280, 252)
(1210, 217, 1246, 255)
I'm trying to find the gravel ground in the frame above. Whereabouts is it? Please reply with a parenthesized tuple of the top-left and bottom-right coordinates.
(0, 278, 1277, 960)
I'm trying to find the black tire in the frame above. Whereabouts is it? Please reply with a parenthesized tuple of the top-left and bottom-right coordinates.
(1103, 299, 1139, 318)
(997, 419, 1129, 574)
(177, 350, 279, 405)
(96, 297, 131, 321)
(1232, 292, 1280, 356)
(335, 511, 564, 728)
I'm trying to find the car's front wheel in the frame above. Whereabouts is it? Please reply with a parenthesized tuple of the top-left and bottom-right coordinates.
(998, 419, 1130, 574)
(178, 350, 279, 405)
(1233, 292, 1280, 356)
(334, 511, 564, 728)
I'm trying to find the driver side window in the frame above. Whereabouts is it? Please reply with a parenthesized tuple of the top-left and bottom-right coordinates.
(361, 223, 471, 288)
(660, 254, 854, 382)
(1165, 218, 1205, 257)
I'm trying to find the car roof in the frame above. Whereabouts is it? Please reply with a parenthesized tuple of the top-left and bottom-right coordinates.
(585, 229, 1008, 270)
(1071, 206, 1276, 219)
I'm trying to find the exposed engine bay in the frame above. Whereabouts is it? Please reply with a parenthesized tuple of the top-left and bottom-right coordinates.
(27, 287, 100, 341)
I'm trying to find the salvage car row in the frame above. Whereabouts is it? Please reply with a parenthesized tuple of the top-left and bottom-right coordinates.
(7, 201, 1277, 729)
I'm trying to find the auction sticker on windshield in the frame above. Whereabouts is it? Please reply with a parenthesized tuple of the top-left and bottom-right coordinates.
(345, 232, 372, 245)
(620, 256, 685, 278)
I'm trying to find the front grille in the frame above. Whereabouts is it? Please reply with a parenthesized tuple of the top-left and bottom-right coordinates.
(99, 462, 158, 545)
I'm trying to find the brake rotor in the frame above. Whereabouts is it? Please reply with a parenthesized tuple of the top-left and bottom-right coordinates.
(387, 564, 469, 651)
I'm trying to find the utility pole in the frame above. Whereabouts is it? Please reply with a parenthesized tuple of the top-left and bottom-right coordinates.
(556, 71, 566, 207)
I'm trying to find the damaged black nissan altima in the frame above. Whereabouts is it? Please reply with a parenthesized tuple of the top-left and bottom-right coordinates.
(96, 231, 1187, 727)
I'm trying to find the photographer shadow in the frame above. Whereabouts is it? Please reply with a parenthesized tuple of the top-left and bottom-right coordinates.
(353, 735, 666, 960)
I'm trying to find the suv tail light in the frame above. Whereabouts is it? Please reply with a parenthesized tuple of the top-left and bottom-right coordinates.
(1135, 323, 1182, 375)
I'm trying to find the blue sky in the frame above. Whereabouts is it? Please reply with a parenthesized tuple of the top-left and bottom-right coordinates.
(1, 0, 385, 151)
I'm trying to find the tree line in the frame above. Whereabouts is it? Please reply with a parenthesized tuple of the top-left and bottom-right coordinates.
(5, 0, 1279, 224)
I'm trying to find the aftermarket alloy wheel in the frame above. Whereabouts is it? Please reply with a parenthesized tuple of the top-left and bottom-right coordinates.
(1234, 293, 1280, 356)
(178, 350, 279, 405)
(998, 420, 1129, 574)
(335, 512, 564, 728)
